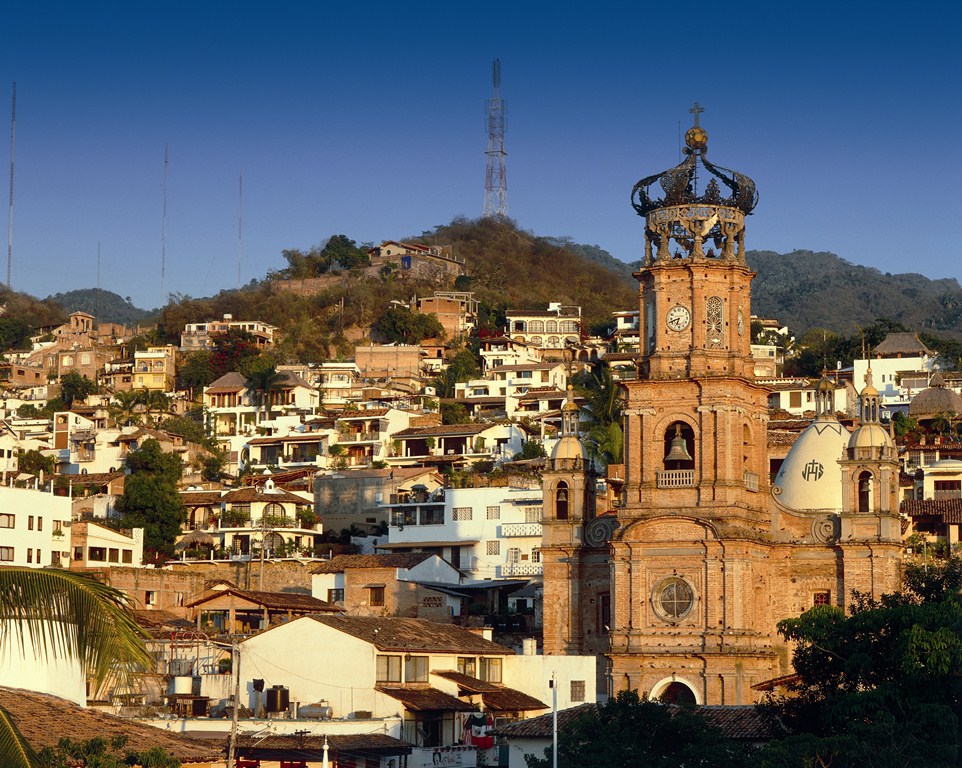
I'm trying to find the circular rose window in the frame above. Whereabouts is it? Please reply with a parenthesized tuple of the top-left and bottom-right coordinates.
(653, 577, 695, 622)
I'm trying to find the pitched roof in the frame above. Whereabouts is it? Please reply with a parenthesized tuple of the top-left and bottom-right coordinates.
(237, 732, 411, 755)
(901, 498, 962, 523)
(493, 702, 781, 740)
(0, 687, 221, 763)
(206, 371, 249, 392)
(220, 486, 311, 505)
(311, 553, 433, 573)
(873, 333, 932, 357)
(247, 433, 328, 445)
(393, 423, 486, 438)
(180, 490, 224, 506)
(376, 685, 475, 711)
(308, 615, 513, 655)
(432, 670, 500, 692)
(481, 688, 549, 711)
(186, 587, 340, 613)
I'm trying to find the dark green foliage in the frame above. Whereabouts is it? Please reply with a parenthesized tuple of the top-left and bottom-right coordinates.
(37, 736, 180, 768)
(748, 249, 962, 337)
(116, 439, 185, 561)
(275, 234, 369, 278)
(785, 319, 912, 376)
(440, 402, 470, 425)
(372, 305, 445, 344)
(758, 557, 962, 767)
(58, 372, 98, 407)
(574, 361, 625, 466)
(0, 317, 34, 351)
(45, 288, 155, 324)
(17, 449, 56, 477)
(176, 350, 216, 396)
(513, 440, 546, 461)
(525, 689, 749, 768)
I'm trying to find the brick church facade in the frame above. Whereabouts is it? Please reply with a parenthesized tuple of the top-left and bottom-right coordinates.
(541, 113, 903, 706)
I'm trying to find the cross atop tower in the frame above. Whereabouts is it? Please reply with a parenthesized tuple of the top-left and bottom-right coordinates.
(689, 101, 704, 127)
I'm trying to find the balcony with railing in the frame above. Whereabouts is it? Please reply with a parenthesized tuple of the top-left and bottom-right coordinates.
(501, 522, 543, 537)
(656, 469, 696, 488)
(502, 562, 543, 577)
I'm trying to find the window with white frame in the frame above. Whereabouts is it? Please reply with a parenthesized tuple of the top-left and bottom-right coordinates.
(487, 540, 500, 556)
(486, 505, 501, 520)
(525, 507, 542, 523)
(507, 547, 521, 564)
(453, 507, 473, 521)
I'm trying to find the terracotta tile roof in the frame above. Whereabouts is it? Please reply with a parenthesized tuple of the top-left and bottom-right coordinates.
(180, 491, 224, 506)
(376, 685, 475, 711)
(308, 615, 513, 655)
(187, 587, 341, 613)
(206, 371, 248, 392)
(488, 363, 560, 373)
(62, 471, 124, 486)
(237, 732, 411, 755)
(432, 670, 500, 693)
(493, 703, 596, 736)
(221, 486, 311, 505)
(393, 424, 486, 438)
(247, 433, 328, 445)
(0, 687, 221, 763)
(901, 498, 962, 523)
(767, 430, 801, 447)
(493, 702, 780, 740)
(517, 387, 566, 401)
(311, 553, 433, 573)
(482, 688, 548, 711)
(132, 609, 194, 635)
(338, 408, 391, 419)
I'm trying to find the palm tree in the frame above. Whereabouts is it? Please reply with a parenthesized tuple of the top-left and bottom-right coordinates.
(109, 389, 143, 427)
(141, 388, 172, 426)
(0, 568, 152, 767)
(575, 361, 626, 467)
(246, 365, 287, 424)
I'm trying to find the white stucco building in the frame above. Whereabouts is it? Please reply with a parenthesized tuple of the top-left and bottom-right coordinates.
(0, 483, 72, 567)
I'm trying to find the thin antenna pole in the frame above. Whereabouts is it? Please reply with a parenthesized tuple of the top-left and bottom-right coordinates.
(237, 173, 243, 290)
(7, 83, 16, 290)
(483, 59, 507, 220)
(97, 241, 101, 322)
(161, 144, 168, 306)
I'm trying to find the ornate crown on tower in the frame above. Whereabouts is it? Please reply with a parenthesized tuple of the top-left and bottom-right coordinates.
(631, 102, 758, 218)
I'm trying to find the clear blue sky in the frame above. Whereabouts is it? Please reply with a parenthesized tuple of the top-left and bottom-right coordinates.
(2, 1, 959, 310)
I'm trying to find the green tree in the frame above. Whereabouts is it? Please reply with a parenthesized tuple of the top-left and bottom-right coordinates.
(0, 317, 34, 351)
(525, 689, 748, 768)
(575, 361, 625, 467)
(36, 736, 180, 768)
(0, 569, 153, 768)
(115, 439, 185, 561)
(17, 449, 56, 477)
(513, 439, 547, 461)
(58, 372, 98, 407)
(176, 350, 216, 400)
(108, 390, 143, 427)
(246, 362, 287, 422)
(758, 559, 962, 767)
(372, 306, 445, 345)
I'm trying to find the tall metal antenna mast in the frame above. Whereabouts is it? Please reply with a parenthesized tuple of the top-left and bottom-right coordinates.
(161, 144, 168, 306)
(237, 173, 243, 290)
(7, 83, 16, 290)
(483, 59, 507, 220)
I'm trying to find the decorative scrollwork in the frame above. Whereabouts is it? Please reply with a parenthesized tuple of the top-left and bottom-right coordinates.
(584, 517, 619, 547)
(812, 516, 840, 544)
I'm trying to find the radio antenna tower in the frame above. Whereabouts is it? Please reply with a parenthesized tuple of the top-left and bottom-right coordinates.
(483, 59, 507, 220)
(161, 144, 168, 306)
(7, 83, 16, 289)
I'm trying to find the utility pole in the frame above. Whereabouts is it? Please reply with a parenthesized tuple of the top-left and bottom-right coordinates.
(226, 640, 241, 768)
(483, 59, 507, 220)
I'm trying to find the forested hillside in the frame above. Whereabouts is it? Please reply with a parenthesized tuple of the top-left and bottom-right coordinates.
(46, 288, 156, 326)
(747, 250, 962, 337)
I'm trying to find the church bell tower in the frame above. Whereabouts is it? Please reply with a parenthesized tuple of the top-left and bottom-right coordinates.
(609, 106, 776, 704)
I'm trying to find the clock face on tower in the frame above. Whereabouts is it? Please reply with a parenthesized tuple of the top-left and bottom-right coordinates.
(666, 305, 691, 332)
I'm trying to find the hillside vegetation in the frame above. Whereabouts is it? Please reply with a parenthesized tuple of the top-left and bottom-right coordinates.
(46, 288, 156, 326)
(747, 250, 962, 337)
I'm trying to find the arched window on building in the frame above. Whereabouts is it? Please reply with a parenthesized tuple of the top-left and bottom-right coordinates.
(556, 481, 569, 520)
(663, 422, 695, 470)
(858, 471, 872, 513)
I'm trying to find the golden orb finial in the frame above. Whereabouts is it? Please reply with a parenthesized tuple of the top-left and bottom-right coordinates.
(685, 125, 708, 151)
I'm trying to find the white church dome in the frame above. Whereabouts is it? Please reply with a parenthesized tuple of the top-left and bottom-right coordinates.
(772, 417, 850, 513)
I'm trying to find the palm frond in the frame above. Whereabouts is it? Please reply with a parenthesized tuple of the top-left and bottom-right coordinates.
(0, 568, 152, 688)
(0, 703, 38, 768)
